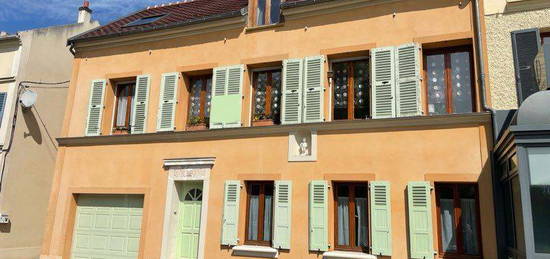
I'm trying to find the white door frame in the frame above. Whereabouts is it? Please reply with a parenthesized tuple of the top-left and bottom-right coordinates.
(160, 157, 215, 259)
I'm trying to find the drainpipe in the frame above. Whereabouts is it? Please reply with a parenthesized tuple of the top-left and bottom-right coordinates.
(472, 1, 505, 258)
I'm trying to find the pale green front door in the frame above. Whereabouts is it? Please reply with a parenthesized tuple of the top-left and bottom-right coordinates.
(71, 194, 144, 259)
(176, 182, 203, 259)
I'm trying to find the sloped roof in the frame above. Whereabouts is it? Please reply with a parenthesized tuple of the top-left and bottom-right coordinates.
(69, 0, 248, 43)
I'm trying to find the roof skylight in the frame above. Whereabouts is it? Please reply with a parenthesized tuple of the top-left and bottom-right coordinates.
(124, 14, 166, 27)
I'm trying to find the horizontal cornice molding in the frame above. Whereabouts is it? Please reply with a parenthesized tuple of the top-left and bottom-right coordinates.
(73, 15, 246, 53)
(504, 0, 550, 13)
(57, 113, 491, 147)
(282, 0, 401, 20)
(494, 124, 550, 160)
(163, 157, 216, 168)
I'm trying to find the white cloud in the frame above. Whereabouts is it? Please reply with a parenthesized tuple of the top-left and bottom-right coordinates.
(0, 0, 165, 24)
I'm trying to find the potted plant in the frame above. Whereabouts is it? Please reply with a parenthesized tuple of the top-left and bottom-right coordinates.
(187, 116, 208, 131)
(252, 114, 275, 126)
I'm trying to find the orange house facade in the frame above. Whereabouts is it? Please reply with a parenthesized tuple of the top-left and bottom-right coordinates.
(41, 0, 498, 259)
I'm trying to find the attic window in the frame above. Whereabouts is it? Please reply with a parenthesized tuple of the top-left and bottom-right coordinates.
(124, 14, 166, 27)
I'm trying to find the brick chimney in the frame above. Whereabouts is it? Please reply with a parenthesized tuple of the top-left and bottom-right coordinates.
(78, 1, 92, 24)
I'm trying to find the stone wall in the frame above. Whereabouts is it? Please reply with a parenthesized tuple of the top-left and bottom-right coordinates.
(485, 7, 550, 110)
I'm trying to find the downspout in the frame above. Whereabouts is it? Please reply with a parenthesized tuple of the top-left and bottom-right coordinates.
(472, 1, 504, 258)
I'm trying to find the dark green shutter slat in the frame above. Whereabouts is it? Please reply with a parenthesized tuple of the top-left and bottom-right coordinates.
(512, 28, 541, 104)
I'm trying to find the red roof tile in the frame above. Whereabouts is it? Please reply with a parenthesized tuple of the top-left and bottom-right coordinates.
(70, 0, 248, 42)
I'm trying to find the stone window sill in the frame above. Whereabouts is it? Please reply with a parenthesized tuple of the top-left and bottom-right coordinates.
(245, 23, 284, 33)
(232, 245, 279, 258)
(322, 250, 377, 259)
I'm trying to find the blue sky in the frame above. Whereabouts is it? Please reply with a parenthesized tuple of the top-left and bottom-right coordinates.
(0, 0, 168, 34)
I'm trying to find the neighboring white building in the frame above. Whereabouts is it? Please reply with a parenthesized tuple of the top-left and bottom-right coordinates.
(0, 2, 99, 258)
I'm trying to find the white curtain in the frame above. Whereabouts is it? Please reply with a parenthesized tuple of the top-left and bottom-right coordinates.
(337, 197, 349, 246)
(263, 195, 273, 241)
(440, 199, 457, 252)
(248, 195, 259, 240)
(356, 198, 368, 247)
(116, 95, 128, 127)
(461, 199, 479, 254)
(256, 0, 266, 25)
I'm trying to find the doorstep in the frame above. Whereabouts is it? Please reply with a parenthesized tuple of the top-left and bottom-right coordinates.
(231, 245, 279, 258)
(322, 250, 377, 259)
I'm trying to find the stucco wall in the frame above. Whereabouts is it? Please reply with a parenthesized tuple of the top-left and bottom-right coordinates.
(40, 1, 498, 259)
(485, 7, 550, 110)
(0, 20, 99, 259)
(44, 121, 496, 259)
(65, 0, 480, 138)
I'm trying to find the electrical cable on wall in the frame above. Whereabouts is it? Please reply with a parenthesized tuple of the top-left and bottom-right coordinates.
(0, 80, 70, 192)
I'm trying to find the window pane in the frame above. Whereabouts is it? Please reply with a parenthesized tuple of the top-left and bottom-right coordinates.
(333, 62, 349, 120)
(115, 85, 134, 128)
(427, 54, 447, 115)
(263, 188, 273, 242)
(512, 177, 526, 252)
(254, 72, 268, 119)
(248, 194, 259, 240)
(271, 71, 282, 124)
(337, 197, 350, 246)
(450, 51, 473, 114)
(438, 186, 457, 252)
(337, 185, 350, 246)
(528, 147, 550, 253)
(355, 197, 368, 247)
(459, 185, 479, 255)
(503, 178, 517, 248)
(116, 94, 128, 127)
(256, 0, 266, 26)
(355, 185, 368, 247)
(353, 60, 369, 119)
(189, 79, 202, 118)
(270, 0, 281, 24)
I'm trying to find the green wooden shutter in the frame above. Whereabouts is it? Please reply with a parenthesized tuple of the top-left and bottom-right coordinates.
(371, 47, 396, 119)
(282, 59, 303, 124)
(273, 180, 292, 249)
(407, 182, 434, 259)
(131, 75, 151, 134)
(309, 180, 328, 251)
(157, 73, 178, 131)
(396, 43, 422, 117)
(221, 180, 241, 246)
(85, 79, 106, 136)
(210, 65, 243, 129)
(370, 181, 392, 256)
(303, 56, 325, 123)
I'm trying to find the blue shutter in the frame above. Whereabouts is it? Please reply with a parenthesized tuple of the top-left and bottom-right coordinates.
(0, 92, 7, 127)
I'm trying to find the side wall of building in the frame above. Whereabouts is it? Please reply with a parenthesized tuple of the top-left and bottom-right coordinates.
(0, 21, 99, 259)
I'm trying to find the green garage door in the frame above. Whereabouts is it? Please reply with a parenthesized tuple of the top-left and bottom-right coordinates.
(71, 194, 144, 259)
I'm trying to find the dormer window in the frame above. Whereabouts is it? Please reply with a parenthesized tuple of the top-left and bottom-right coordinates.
(254, 0, 281, 26)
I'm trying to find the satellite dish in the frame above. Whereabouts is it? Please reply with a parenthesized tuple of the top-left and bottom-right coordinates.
(20, 89, 37, 108)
